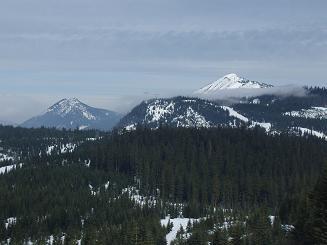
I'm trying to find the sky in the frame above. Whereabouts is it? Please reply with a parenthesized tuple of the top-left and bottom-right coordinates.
(0, 0, 327, 123)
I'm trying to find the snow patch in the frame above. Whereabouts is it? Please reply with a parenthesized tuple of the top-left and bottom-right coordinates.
(252, 98, 261, 104)
(0, 153, 14, 162)
(121, 186, 158, 207)
(5, 217, 16, 229)
(89, 184, 99, 196)
(46, 145, 56, 155)
(46, 143, 77, 155)
(145, 100, 175, 123)
(124, 123, 137, 131)
(291, 127, 327, 140)
(250, 122, 272, 132)
(104, 181, 110, 190)
(0, 163, 23, 175)
(47, 235, 54, 245)
(78, 125, 89, 130)
(222, 106, 271, 132)
(221, 106, 249, 122)
(284, 107, 327, 120)
(82, 111, 96, 120)
(281, 224, 295, 232)
(161, 217, 200, 244)
(172, 107, 211, 128)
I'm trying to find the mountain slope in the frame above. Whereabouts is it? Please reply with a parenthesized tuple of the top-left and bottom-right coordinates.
(232, 90, 327, 136)
(195, 73, 273, 94)
(117, 96, 272, 132)
(118, 87, 327, 139)
(21, 98, 121, 131)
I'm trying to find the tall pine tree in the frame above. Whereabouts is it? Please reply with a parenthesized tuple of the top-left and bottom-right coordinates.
(310, 163, 327, 244)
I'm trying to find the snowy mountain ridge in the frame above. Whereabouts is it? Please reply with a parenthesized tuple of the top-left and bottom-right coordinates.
(195, 73, 274, 94)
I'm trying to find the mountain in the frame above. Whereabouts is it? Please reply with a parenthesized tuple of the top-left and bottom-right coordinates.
(21, 98, 122, 131)
(117, 96, 271, 132)
(195, 73, 274, 94)
(231, 88, 327, 137)
(118, 87, 327, 139)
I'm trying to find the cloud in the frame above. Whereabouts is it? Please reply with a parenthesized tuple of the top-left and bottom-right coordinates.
(1, 27, 327, 60)
(192, 85, 308, 102)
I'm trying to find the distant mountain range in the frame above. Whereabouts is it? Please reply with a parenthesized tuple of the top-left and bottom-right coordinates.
(18, 74, 327, 139)
(21, 98, 121, 131)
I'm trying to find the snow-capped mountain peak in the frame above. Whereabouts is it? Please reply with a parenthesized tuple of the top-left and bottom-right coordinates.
(195, 73, 273, 94)
(21, 98, 122, 131)
(47, 98, 94, 119)
(221, 73, 241, 82)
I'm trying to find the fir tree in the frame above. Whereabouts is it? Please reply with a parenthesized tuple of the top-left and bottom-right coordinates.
(310, 163, 327, 244)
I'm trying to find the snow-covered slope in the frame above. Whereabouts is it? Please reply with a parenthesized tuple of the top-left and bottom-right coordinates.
(195, 73, 273, 94)
(21, 98, 122, 131)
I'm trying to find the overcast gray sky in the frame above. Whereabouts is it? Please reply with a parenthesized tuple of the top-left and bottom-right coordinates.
(0, 0, 327, 123)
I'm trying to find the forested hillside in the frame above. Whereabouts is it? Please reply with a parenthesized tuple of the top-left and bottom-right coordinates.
(0, 164, 166, 244)
(233, 87, 327, 133)
(75, 127, 327, 213)
(0, 126, 326, 244)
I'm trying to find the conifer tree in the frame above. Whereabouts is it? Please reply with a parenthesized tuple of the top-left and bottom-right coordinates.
(229, 223, 244, 245)
(247, 208, 272, 245)
(212, 229, 229, 245)
(310, 163, 327, 244)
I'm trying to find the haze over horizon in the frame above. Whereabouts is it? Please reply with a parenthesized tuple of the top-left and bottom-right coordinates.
(1, 0, 327, 123)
